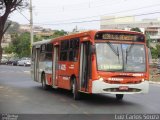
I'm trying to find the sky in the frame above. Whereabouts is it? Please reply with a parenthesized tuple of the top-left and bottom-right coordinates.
(9, 0, 160, 31)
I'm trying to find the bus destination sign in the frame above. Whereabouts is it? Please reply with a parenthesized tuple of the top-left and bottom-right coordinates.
(95, 32, 145, 42)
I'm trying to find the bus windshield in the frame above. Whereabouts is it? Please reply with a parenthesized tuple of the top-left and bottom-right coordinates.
(96, 42, 146, 72)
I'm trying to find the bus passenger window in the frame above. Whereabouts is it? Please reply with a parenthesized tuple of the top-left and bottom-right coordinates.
(69, 50, 78, 61)
(68, 38, 79, 61)
(60, 51, 67, 61)
(61, 40, 69, 50)
(60, 40, 69, 61)
(40, 53, 45, 61)
(60, 39, 79, 61)
(45, 53, 52, 60)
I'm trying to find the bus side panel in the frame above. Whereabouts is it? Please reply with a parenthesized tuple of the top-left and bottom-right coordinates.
(57, 61, 79, 90)
(57, 76, 70, 90)
(46, 73, 52, 85)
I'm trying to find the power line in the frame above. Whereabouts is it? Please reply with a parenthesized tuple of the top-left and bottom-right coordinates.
(16, 10, 30, 22)
(34, 11, 160, 26)
(34, 0, 114, 10)
(39, 3, 160, 24)
(16, 1, 160, 25)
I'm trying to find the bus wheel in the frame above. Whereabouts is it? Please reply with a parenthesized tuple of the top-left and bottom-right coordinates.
(72, 78, 80, 100)
(116, 94, 124, 100)
(41, 73, 49, 90)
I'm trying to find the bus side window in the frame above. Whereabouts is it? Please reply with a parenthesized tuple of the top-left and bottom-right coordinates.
(60, 40, 69, 61)
(60, 39, 79, 61)
(40, 44, 46, 61)
(69, 38, 79, 61)
(45, 43, 53, 61)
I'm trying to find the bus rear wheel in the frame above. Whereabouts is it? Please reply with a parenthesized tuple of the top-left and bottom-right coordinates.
(116, 94, 124, 100)
(72, 78, 80, 100)
(41, 73, 50, 90)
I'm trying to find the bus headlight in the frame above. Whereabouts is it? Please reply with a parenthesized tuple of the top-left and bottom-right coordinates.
(99, 77, 104, 81)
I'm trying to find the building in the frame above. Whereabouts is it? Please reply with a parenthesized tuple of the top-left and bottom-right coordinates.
(19, 25, 54, 38)
(1, 34, 11, 48)
(100, 16, 160, 44)
(19, 24, 31, 32)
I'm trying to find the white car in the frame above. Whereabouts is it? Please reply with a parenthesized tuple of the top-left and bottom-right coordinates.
(1, 58, 8, 64)
(17, 57, 31, 66)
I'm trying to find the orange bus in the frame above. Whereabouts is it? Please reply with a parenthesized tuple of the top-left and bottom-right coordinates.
(31, 30, 149, 100)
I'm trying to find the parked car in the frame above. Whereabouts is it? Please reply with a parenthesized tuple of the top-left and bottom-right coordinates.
(1, 58, 8, 64)
(157, 63, 160, 69)
(157, 56, 160, 69)
(17, 57, 31, 66)
(6, 58, 19, 66)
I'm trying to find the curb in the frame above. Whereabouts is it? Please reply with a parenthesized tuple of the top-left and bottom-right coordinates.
(149, 81, 160, 85)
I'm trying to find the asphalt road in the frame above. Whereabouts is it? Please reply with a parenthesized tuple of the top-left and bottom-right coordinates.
(0, 65, 160, 114)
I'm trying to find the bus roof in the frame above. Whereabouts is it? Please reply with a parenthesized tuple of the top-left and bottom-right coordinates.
(32, 39, 52, 46)
(32, 30, 144, 46)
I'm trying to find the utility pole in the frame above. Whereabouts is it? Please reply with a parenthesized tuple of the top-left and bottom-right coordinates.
(30, 0, 33, 48)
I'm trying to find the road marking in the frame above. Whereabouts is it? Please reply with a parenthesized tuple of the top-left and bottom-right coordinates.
(24, 71, 30, 73)
(0, 70, 30, 73)
(60, 98, 67, 102)
(70, 103, 79, 109)
(0, 86, 4, 89)
(83, 111, 89, 115)
(4, 95, 9, 97)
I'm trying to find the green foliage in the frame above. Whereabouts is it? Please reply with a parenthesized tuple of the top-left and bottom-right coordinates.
(5, 21, 20, 34)
(145, 32, 151, 48)
(52, 30, 67, 38)
(150, 44, 160, 59)
(4, 30, 68, 58)
(33, 35, 43, 42)
(4, 32, 31, 58)
(3, 44, 13, 54)
(130, 27, 142, 32)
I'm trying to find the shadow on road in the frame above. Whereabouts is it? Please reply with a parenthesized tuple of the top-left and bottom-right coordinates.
(34, 85, 136, 106)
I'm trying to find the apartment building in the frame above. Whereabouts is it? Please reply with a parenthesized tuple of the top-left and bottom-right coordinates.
(100, 16, 160, 44)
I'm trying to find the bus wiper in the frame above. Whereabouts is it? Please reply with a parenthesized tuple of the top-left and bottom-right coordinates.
(107, 42, 119, 57)
(107, 42, 120, 63)
(126, 43, 134, 64)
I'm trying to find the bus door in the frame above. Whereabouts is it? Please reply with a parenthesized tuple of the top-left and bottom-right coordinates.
(79, 41, 91, 92)
(52, 46, 59, 87)
(34, 47, 40, 82)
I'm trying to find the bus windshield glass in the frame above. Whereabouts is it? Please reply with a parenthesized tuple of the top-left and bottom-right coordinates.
(96, 43, 146, 72)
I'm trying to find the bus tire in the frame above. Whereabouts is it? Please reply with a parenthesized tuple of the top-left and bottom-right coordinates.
(116, 94, 124, 100)
(72, 78, 80, 100)
(41, 73, 50, 90)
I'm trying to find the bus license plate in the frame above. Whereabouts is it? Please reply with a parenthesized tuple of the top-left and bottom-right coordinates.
(119, 86, 129, 90)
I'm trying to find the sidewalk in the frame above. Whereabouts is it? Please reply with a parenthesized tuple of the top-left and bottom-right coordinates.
(149, 81, 160, 85)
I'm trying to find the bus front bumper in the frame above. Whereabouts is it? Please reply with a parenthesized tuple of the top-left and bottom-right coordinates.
(92, 80, 149, 94)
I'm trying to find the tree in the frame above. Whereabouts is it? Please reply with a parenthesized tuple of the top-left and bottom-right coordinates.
(130, 27, 142, 32)
(5, 20, 20, 34)
(52, 30, 67, 38)
(0, 0, 28, 63)
(145, 32, 151, 48)
(4, 32, 31, 58)
(131, 27, 151, 47)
